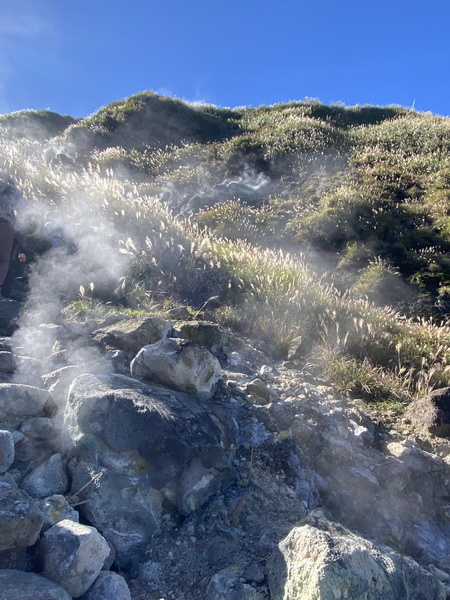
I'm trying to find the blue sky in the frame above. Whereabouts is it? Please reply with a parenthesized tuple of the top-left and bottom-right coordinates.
(1, 0, 449, 118)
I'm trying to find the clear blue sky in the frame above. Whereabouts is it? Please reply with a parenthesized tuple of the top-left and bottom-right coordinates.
(1, 0, 449, 118)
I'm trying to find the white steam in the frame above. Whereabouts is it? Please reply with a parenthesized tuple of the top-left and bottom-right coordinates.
(11, 193, 131, 381)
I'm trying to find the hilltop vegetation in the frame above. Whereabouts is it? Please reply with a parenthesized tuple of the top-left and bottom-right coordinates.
(2, 92, 450, 411)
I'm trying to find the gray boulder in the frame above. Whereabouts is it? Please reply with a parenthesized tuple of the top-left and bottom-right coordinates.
(131, 337, 222, 398)
(267, 517, 447, 600)
(0, 383, 55, 428)
(20, 453, 68, 498)
(38, 494, 79, 531)
(43, 365, 85, 406)
(0, 351, 15, 374)
(206, 569, 265, 600)
(13, 356, 45, 386)
(0, 430, 14, 474)
(93, 315, 172, 353)
(0, 299, 21, 336)
(19, 417, 55, 440)
(0, 487, 43, 552)
(177, 320, 221, 351)
(38, 519, 110, 598)
(64, 373, 236, 565)
(80, 571, 131, 600)
(0, 569, 72, 600)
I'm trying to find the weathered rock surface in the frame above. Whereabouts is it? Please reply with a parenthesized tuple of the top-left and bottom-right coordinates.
(38, 493, 79, 531)
(0, 569, 72, 600)
(19, 416, 55, 440)
(267, 516, 447, 599)
(0, 351, 15, 374)
(254, 380, 450, 575)
(42, 365, 86, 406)
(130, 337, 222, 398)
(0, 487, 43, 552)
(0, 299, 21, 336)
(93, 315, 172, 353)
(38, 519, 110, 598)
(0, 383, 55, 428)
(64, 372, 236, 565)
(20, 452, 68, 498)
(3, 309, 450, 599)
(80, 571, 131, 600)
(0, 429, 14, 473)
(177, 320, 221, 351)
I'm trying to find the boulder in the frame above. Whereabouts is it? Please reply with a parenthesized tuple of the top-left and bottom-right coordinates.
(38, 494, 79, 531)
(0, 383, 55, 428)
(0, 472, 17, 490)
(20, 453, 68, 498)
(177, 320, 221, 351)
(0, 337, 12, 351)
(0, 351, 15, 374)
(38, 519, 110, 598)
(0, 430, 14, 473)
(206, 568, 265, 600)
(0, 487, 43, 552)
(13, 356, 45, 386)
(93, 315, 172, 353)
(64, 373, 236, 565)
(19, 417, 55, 440)
(130, 337, 222, 399)
(406, 387, 450, 437)
(80, 571, 131, 600)
(267, 518, 447, 600)
(244, 378, 271, 404)
(0, 299, 21, 336)
(42, 365, 85, 406)
(0, 569, 72, 600)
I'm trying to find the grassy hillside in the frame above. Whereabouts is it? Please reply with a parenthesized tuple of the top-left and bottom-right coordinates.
(2, 92, 450, 411)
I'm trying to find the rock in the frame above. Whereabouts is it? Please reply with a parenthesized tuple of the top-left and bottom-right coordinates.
(0, 337, 12, 351)
(0, 299, 21, 336)
(0, 351, 15, 374)
(80, 571, 131, 600)
(406, 387, 450, 437)
(267, 519, 447, 600)
(177, 320, 222, 351)
(287, 336, 307, 361)
(38, 494, 79, 531)
(130, 337, 222, 398)
(93, 315, 172, 353)
(166, 306, 191, 319)
(0, 430, 14, 473)
(42, 365, 85, 406)
(206, 568, 265, 600)
(138, 560, 162, 587)
(64, 373, 236, 565)
(0, 472, 17, 489)
(0, 487, 43, 552)
(13, 356, 45, 385)
(0, 383, 55, 428)
(243, 563, 265, 583)
(38, 519, 110, 598)
(106, 349, 131, 374)
(20, 453, 68, 498)
(19, 417, 55, 440)
(244, 378, 271, 404)
(0, 569, 72, 600)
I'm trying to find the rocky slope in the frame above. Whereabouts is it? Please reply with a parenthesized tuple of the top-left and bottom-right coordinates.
(1, 298, 450, 600)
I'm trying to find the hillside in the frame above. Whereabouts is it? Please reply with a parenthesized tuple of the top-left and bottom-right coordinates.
(2, 94, 450, 407)
(2, 94, 450, 599)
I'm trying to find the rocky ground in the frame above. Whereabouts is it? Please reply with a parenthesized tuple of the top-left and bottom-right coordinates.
(1, 293, 450, 600)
